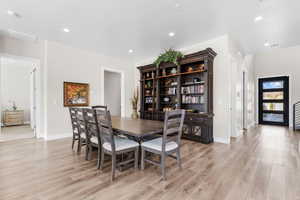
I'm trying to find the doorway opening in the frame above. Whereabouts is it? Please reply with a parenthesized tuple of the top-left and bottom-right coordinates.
(0, 57, 39, 141)
(258, 76, 289, 126)
(103, 70, 122, 117)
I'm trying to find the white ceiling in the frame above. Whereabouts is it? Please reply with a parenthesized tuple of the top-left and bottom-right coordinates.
(0, 0, 299, 61)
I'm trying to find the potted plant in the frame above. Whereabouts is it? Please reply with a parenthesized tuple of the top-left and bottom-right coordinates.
(153, 48, 184, 67)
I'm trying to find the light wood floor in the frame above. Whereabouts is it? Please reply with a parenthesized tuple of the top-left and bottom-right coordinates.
(0, 125, 299, 200)
(0, 125, 34, 142)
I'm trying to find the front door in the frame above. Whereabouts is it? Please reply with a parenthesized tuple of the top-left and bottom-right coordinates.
(258, 76, 289, 126)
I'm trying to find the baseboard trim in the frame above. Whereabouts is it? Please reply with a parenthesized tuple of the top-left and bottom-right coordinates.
(45, 133, 72, 141)
(214, 137, 230, 144)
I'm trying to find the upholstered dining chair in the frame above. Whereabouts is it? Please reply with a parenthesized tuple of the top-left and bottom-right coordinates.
(141, 109, 186, 180)
(94, 108, 139, 181)
(83, 107, 103, 165)
(69, 107, 84, 153)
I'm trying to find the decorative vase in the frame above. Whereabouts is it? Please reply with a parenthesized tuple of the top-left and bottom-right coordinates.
(171, 68, 177, 74)
(131, 109, 139, 119)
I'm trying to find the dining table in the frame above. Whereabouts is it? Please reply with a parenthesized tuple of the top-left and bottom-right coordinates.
(111, 116, 164, 142)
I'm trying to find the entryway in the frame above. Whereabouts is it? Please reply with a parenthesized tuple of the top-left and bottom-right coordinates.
(0, 56, 39, 141)
(104, 70, 122, 116)
(258, 76, 289, 126)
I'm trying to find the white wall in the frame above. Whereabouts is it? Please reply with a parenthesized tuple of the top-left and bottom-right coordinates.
(254, 45, 300, 128)
(104, 71, 121, 116)
(45, 41, 134, 140)
(1, 58, 34, 123)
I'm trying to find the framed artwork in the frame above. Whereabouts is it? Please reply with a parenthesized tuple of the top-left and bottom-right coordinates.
(63, 82, 89, 107)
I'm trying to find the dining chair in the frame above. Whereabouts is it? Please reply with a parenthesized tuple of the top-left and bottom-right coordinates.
(94, 108, 139, 181)
(141, 109, 186, 180)
(83, 108, 103, 164)
(69, 107, 83, 153)
(75, 108, 88, 156)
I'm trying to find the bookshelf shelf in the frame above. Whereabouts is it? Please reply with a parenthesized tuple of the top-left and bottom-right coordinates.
(138, 48, 217, 144)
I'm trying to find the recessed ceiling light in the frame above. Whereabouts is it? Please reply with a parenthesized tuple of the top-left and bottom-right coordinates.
(63, 28, 70, 33)
(128, 49, 133, 53)
(7, 10, 14, 15)
(264, 42, 270, 47)
(254, 16, 263, 22)
(168, 32, 175, 37)
(175, 3, 180, 8)
(6, 10, 21, 18)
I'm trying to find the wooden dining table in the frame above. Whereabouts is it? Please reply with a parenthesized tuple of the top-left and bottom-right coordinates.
(111, 116, 164, 142)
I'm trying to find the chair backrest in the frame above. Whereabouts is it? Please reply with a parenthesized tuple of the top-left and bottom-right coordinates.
(162, 109, 186, 151)
(94, 109, 115, 153)
(69, 107, 80, 136)
(76, 108, 88, 137)
(82, 108, 100, 143)
(92, 105, 108, 110)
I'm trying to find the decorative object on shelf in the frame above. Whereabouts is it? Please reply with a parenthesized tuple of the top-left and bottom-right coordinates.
(187, 66, 194, 72)
(145, 81, 152, 88)
(162, 69, 166, 76)
(64, 82, 89, 107)
(163, 97, 170, 102)
(197, 64, 205, 71)
(145, 90, 151, 95)
(153, 48, 184, 67)
(131, 87, 139, 119)
(163, 107, 173, 112)
(171, 67, 177, 74)
(193, 77, 201, 83)
(165, 79, 173, 86)
(151, 71, 155, 78)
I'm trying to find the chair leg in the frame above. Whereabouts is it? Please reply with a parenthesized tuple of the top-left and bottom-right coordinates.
(161, 153, 166, 181)
(72, 136, 75, 150)
(100, 148, 105, 170)
(77, 137, 82, 153)
(85, 143, 89, 160)
(88, 145, 92, 161)
(97, 145, 101, 169)
(111, 154, 116, 181)
(141, 148, 145, 170)
(176, 148, 182, 169)
(134, 148, 139, 170)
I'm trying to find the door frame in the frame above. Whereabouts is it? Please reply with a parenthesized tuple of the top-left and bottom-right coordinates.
(100, 67, 125, 117)
(258, 76, 289, 126)
(0, 54, 42, 138)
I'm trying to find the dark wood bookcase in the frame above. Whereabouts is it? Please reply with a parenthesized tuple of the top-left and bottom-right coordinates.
(138, 48, 217, 144)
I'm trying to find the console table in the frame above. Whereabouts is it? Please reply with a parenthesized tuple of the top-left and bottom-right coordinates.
(3, 110, 25, 126)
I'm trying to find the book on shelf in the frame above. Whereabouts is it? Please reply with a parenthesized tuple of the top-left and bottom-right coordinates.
(182, 95, 204, 104)
(165, 87, 177, 95)
(181, 85, 204, 94)
(145, 97, 153, 103)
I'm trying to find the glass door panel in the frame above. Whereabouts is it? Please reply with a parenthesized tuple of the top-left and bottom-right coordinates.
(263, 103, 284, 111)
(262, 113, 284, 123)
(263, 91, 283, 100)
